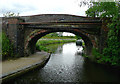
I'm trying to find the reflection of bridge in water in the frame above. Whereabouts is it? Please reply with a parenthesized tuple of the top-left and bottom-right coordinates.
(2, 14, 108, 57)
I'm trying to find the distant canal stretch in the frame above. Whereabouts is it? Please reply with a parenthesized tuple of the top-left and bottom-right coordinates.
(9, 43, 120, 83)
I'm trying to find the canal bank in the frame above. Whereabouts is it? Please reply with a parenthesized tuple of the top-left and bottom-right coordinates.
(1, 51, 51, 83)
(36, 39, 76, 52)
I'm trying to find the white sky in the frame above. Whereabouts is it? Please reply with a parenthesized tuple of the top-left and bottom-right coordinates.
(0, 0, 89, 36)
(63, 32, 75, 36)
(0, 0, 88, 17)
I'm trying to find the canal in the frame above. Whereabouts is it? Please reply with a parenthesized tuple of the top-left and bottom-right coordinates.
(8, 42, 120, 83)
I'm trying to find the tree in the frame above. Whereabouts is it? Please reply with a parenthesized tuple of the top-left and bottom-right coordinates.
(80, 1, 120, 65)
(50, 33, 59, 37)
(57, 32, 63, 37)
(3, 12, 19, 17)
(86, 2, 118, 17)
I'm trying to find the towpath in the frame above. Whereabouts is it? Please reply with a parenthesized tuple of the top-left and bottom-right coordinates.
(1, 51, 50, 82)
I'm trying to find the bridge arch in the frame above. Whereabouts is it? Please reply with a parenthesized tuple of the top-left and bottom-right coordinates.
(2, 14, 105, 57)
(24, 29, 93, 56)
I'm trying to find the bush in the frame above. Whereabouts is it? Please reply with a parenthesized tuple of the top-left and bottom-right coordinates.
(36, 45, 49, 52)
(85, 1, 120, 66)
(1, 32, 14, 60)
(92, 48, 120, 66)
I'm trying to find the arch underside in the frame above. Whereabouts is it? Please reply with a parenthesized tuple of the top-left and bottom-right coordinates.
(25, 29, 94, 56)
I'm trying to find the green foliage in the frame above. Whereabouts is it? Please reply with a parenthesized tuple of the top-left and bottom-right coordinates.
(75, 35, 82, 40)
(43, 33, 60, 37)
(92, 48, 102, 60)
(92, 47, 120, 66)
(82, 54, 89, 58)
(3, 12, 19, 17)
(86, 2, 120, 66)
(36, 39, 76, 52)
(86, 2, 118, 18)
(49, 33, 59, 37)
(36, 39, 76, 45)
(102, 20, 120, 66)
(1, 32, 14, 60)
(44, 43, 64, 53)
(36, 45, 49, 52)
(42, 34, 75, 39)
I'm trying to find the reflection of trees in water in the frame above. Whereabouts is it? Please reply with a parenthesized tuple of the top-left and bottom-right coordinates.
(44, 43, 63, 53)
(56, 45, 63, 54)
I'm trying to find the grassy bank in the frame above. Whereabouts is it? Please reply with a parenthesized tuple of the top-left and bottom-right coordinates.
(36, 39, 76, 52)
(41, 36, 76, 39)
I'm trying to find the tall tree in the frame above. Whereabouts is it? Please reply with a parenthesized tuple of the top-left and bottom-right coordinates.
(81, 1, 120, 65)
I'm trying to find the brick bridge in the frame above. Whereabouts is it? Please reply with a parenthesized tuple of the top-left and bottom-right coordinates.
(1, 14, 108, 57)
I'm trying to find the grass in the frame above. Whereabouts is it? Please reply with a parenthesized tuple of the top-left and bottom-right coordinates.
(36, 39, 76, 52)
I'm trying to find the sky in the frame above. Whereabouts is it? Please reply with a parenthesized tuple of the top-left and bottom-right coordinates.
(0, 0, 118, 36)
(63, 32, 75, 36)
(0, 0, 89, 36)
(0, 0, 89, 17)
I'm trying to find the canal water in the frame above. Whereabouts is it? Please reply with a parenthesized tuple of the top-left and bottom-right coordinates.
(9, 43, 120, 83)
